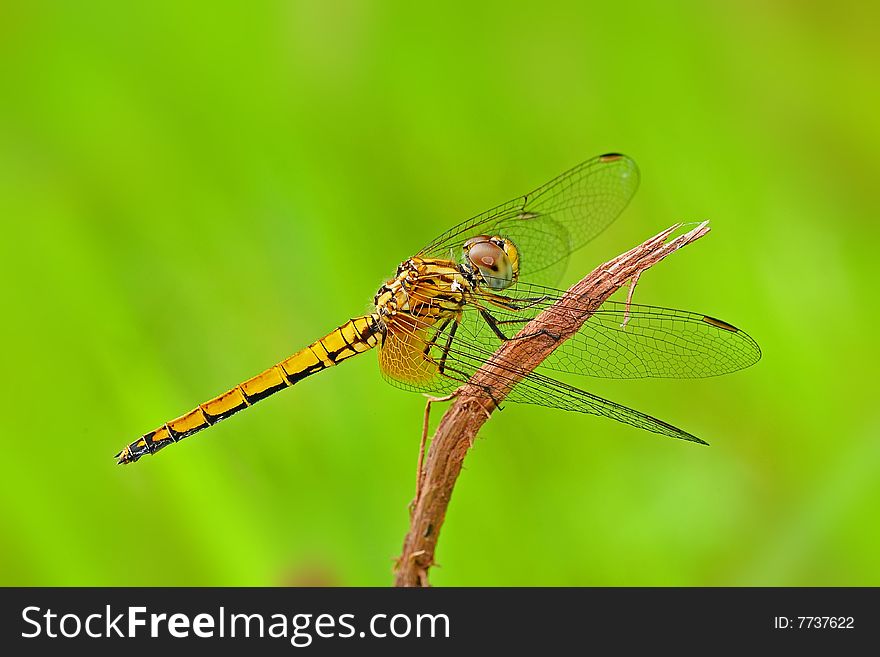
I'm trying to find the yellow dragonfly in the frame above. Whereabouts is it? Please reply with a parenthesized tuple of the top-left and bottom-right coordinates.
(116, 154, 761, 464)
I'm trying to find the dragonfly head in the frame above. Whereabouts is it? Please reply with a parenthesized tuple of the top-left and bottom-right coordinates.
(462, 235, 520, 290)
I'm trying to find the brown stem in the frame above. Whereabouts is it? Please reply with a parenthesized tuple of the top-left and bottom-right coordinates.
(392, 222, 711, 587)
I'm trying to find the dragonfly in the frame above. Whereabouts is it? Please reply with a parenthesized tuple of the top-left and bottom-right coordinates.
(115, 153, 761, 464)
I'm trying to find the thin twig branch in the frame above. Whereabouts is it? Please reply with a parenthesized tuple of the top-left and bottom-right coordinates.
(392, 222, 711, 587)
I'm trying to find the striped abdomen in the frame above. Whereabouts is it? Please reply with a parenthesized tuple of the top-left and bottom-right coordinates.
(116, 315, 382, 464)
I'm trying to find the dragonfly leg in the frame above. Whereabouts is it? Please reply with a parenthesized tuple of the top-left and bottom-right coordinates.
(480, 308, 561, 342)
(436, 321, 458, 375)
(421, 318, 452, 358)
(440, 363, 505, 414)
(428, 319, 507, 413)
(418, 318, 458, 375)
(480, 308, 513, 341)
(410, 391, 458, 514)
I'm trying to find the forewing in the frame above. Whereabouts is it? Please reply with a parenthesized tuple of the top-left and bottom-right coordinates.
(418, 154, 640, 286)
(404, 282, 762, 380)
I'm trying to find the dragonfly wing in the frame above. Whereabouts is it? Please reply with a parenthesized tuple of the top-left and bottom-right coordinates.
(378, 315, 706, 444)
(505, 369, 707, 445)
(377, 313, 461, 395)
(417, 154, 640, 286)
(406, 282, 762, 380)
(536, 299, 763, 379)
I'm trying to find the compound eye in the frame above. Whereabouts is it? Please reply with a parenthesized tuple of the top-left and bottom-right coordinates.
(466, 240, 513, 290)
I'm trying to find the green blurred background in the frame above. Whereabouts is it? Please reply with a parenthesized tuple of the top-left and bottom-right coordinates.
(1, 1, 877, 586)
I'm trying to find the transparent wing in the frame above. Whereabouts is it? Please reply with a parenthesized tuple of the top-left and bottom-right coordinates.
(401, 281, 762, 380)
(418, 154, 640, 286)
(376, 310, 707, 445)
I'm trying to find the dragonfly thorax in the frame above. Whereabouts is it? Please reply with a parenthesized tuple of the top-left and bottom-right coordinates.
(373, 257, 470, 325)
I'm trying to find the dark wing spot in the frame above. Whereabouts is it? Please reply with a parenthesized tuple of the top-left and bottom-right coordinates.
(599, 152, 624, 162)
(702, 315, 738, 332)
